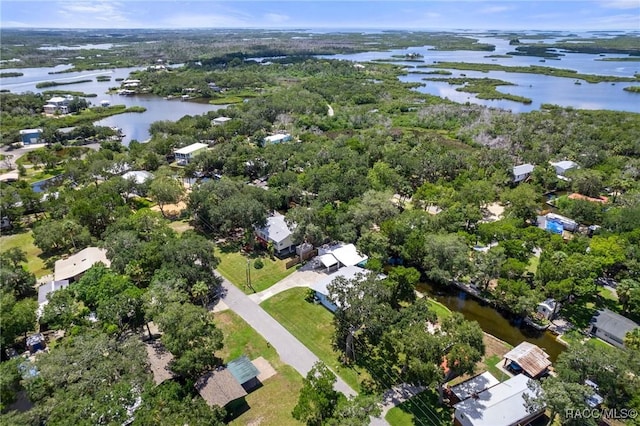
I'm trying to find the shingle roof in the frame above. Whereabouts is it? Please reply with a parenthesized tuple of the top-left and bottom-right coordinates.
(503, 342, 551, 378)
(227, 355, 259, 386)
(591, 309, 639, 342)
(195, 369, 247, 408)
(145, 341, 175, 385)
(257, 214, 293, 244)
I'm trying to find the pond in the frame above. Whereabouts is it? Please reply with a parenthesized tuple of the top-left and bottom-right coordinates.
(418, 282, 567, 362)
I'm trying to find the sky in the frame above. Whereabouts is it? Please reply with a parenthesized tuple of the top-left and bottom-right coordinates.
(1, 1, 639, 31)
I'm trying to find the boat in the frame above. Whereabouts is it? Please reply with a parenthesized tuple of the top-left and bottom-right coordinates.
(574, 80, 582, 85)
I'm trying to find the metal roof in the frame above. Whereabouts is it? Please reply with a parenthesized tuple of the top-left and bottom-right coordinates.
(54, 247, 111, 281)
(454, 374, 542, 426)
(174, 142, 208, 155)
(451, 371, 500, 401)
(503, 342, 551, 378)
(513, 164, 534, 176)
(37, 280, 70, 304)
(227, 355, 260, 386)
(256, 214, 293, 244)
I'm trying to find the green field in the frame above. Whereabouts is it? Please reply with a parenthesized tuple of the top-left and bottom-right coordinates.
(260, 287, 367, 391)
(215, 248, 297, 293)
(0, 231, 50, 277)
(214, 310, 303, 426)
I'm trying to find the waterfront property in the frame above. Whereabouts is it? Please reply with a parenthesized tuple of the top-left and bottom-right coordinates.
(453, 374, 545, 426)
(43, 95, 71, 114)
(316, 243, 368, 272)
(536, 298, 559, 321)
(19, 128, 43, 145)
(174, 142, 208, 165)
(502, 342, 551, 379)
(254, 213, 296, 256)
(448, 371, 500, 404)
(512, 163, 534, 183)
(310, 265, 368, 312)
(589, 309, 639, 348)
(53, 247, 110, 282)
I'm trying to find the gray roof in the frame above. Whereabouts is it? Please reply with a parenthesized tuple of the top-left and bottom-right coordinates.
(454, 374, 542, 426)
(591, 309, 639, 341)
(38, 280, 70, 304)
(256, 214, 293, 244)
(195, 369, 247, 407)
(227, 355, 259, 386)
(310, 265, 368, 298)
(513, 164, 534, 176)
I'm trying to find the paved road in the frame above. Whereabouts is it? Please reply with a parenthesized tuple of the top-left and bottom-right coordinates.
(218, 274, 356, 396)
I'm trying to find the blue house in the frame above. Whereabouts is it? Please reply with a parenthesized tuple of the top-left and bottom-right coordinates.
(19, 128, 43, 145)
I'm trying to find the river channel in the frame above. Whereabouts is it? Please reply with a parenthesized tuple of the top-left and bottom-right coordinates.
(418, 282, 567, 362)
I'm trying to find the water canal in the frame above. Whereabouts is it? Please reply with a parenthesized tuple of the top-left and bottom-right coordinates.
(418, 282, 567, 362)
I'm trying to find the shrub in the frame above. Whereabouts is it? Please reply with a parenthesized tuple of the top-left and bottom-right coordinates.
(254, 258, 264, 269)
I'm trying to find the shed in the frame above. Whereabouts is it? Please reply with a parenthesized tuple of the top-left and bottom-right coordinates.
(590, 309, 639, 348)
(502, 342, 551, 379)
(195, 368, 248, 408)
(536, 298, 559, 320)
(54, 247, 110, 282)
(227, 355, 260, 391)
(19, 128, 43, 145)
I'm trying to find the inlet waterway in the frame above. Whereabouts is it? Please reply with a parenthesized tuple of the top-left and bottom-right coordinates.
(418, 282, 567, 362)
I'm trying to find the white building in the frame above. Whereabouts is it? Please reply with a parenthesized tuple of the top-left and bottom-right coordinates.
(263, 133, 292, 146)
(43, 95, 72, 115)
(122, 170, 154, 184)
(512, 164, 534, 183)
(550, 160, 578, 176)
(536, 298, 559, 320)
(174, 142, 208, 165)
(212, 116, 232, 126)
(54, 247, 110, 282)
(255, 214, 295, 255)
(453, 374, 545, 426)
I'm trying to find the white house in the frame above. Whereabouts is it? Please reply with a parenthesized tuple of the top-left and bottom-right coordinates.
(122, 170, 154, 184)
(43, 96, 72, 115)
(550, 160, 578, 176)
(174, 142, 208, 165)
(54, 247, 110, 282)
(453, 374, 545, 426)
(317, 243, 368, 272)
(263, 133, 292, 146)
(512, 164, 534, 183)
(255, 214, 296, 256)
(37, 279, 70, 318)
(310, 265, 369, 312)
(536, 298, 559, 320)
(212, 116, 232, 126)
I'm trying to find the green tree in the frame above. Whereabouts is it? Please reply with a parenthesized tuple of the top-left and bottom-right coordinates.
(149, 173, 183, 218)
(386, 266, 420, 309)
(292, 362, 341, 426)
(0, 358, 22, 412)
(0, 290, 37, 350)
(501, 183, 539, 223)
(41, 287, 84, 331)
(156, 302, 223, 379)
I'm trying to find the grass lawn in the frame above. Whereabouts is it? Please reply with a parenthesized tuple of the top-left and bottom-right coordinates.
(385, 389, 453, 426)
(426, 298, 452, 319)
(214, 310, 303, 426)
(215, 247, 297, 294)
(526, 255, 540, 274)
(0, 230, 50, 277)
(260, 287, 367, 392)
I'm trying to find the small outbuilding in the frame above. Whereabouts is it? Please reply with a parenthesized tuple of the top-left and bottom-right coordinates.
(502, 342, 551, 379)
(19, 128, 43, 145)
(212, 116, 232, 126)
(196, 368, 248, 408)
(227, 355, 261, 392)
(263, 133, 292, 146)
(26, 333, 45, 353)
(536, 298, 559, 321)
(512, 164, 534, 183)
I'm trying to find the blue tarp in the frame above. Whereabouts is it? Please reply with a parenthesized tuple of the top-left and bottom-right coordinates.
(546, 220, 563, 234)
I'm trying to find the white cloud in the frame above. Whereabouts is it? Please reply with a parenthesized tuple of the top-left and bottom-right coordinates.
(480, 5, 513, 14)
(160, 13, 251, 28)
(56, 1, 140, 27)
(264, 13, 289, 24)
(601, 0, 640, 10)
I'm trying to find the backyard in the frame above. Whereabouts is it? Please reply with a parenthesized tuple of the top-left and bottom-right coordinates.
(0, 230, 50, 278)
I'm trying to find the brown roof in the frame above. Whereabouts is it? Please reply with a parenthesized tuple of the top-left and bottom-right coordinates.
(145, 341, 175, 385)
(503, 342, 551, 377)
(195, 369, 247, 408)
